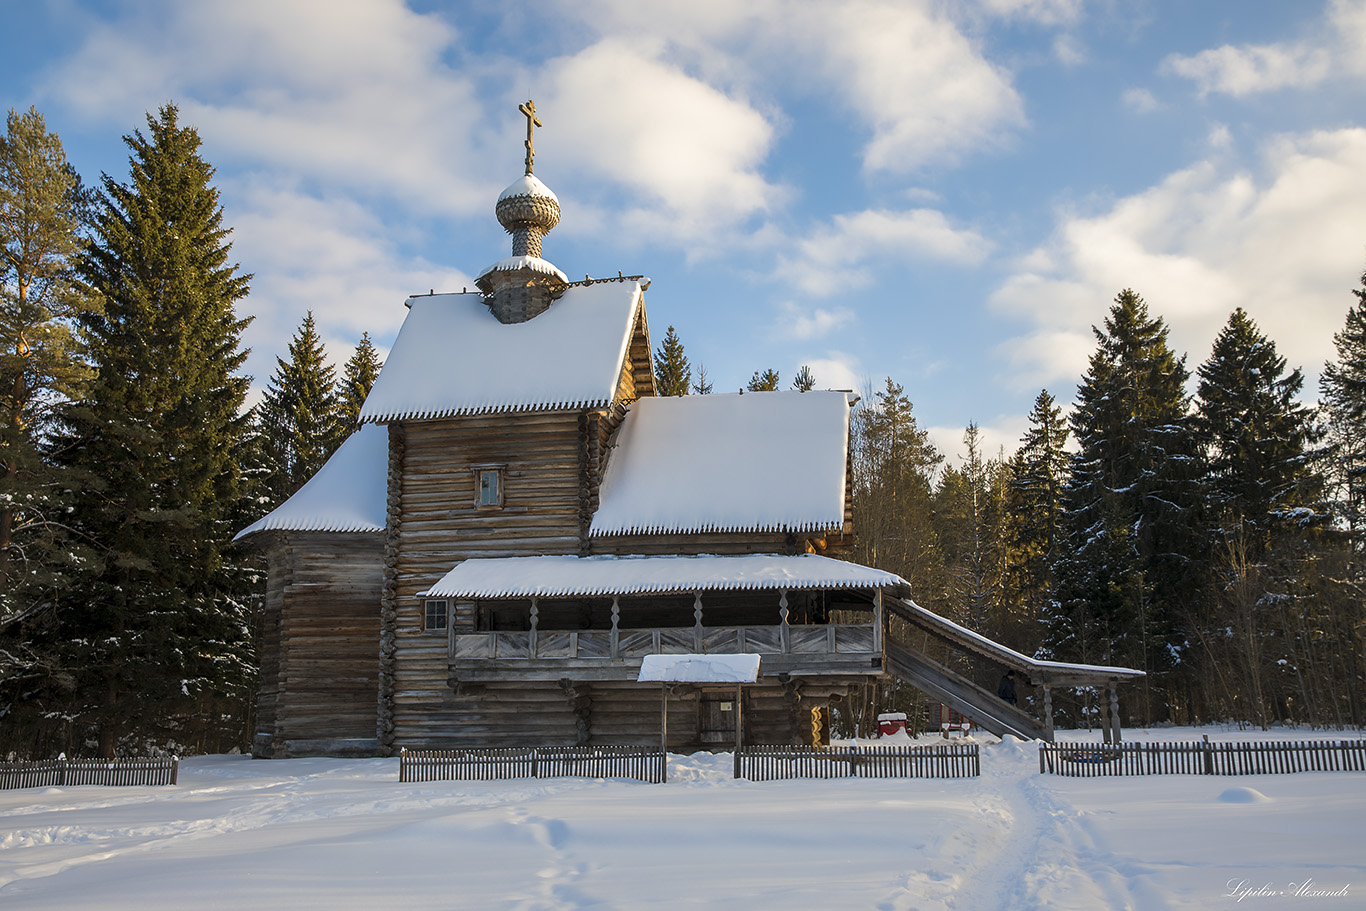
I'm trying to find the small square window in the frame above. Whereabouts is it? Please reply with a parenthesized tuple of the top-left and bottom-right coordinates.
(424, 599, 449, 633)
(474, 467, 503, 508)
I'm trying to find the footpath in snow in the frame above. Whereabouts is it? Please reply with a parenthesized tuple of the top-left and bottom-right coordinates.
(0, 727, 1362, 911)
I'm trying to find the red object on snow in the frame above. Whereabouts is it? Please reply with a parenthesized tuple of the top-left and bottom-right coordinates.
(877, 712, 908, 736)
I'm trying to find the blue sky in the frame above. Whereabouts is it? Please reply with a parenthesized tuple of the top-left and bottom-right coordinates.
(5, 0, 1365, 461)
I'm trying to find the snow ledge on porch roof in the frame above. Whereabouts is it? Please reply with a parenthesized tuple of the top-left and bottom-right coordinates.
(590, 391, 853, 537)
(419, 553, 905, 600)
(358, 280, 642, 423)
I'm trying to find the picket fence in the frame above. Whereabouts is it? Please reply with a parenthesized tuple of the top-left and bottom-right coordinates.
(735, 743, 980, 781)
(398, 746, 667, 783)
(0, 756, 179, 789)
(1039, 738, 1366, 777)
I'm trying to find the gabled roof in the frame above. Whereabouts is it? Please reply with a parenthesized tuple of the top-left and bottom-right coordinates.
(234, 425, 388, 540)
(420, 553, 903, 599)
(358, 280, 643, 423)
(590, 391, 852, 537)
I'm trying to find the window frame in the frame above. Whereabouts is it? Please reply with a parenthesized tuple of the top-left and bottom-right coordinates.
(423, 599, 450, 634)
(472, 464, 506, 509)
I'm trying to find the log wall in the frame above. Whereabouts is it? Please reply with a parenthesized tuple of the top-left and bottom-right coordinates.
(252, 531, 383, 758)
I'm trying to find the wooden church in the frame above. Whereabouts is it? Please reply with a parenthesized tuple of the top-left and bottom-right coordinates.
(238, 103, 1141, 759)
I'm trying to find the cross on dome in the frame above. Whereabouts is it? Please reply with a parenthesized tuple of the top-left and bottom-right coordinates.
(519, 100, 542, 176)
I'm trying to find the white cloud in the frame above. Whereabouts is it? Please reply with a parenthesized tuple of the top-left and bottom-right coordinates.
(549, 0, 1025, 174)
(1052, 34, 1087, 67)
(805, 2, 1025, 173)
(1162, 43, 1331, 97)
(227, 180, 471, 387)
(1161, 0, 1365, 97)
(539, 38, 780, 242)
(974, 0, 1083, 26)
(42, 0, 496, 215)
(928, 415, 1029, 467)
(990, 127, 1366, 391)
(779, 208, 991, 296)
(775, 302, 854, 340)
(1122, 87, 1161, 114)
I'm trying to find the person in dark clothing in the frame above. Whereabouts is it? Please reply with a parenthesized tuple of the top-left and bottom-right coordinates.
(997, 670, 1017, 705)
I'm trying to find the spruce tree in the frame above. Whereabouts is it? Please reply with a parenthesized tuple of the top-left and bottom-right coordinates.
(257, 312, 340, 506)
(1321, 271, 1366, 548)
(1051, 290, 1200, 719)
(0, 107, 95, 729)
(747, 368, 779, 391)
(934, 424, 1008, 636)
(792, 365, 816, 392)
(691, 363, 713, 395)
(1005, 389, 1069, 651)
(1195, 308, 1316, 551)
(653, 325, 690, 396)
(60, 104, 254, 756)
(338, 331, 381, 431)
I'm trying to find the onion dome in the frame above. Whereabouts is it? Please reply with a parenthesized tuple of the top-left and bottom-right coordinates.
(494, 174, 560, 258)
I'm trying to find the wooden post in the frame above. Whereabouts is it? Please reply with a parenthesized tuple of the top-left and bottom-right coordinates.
(1042, 684, 1055, 741)
(873, 588, 883, 655)
(1108, 679, 1122, 744)
(1099, 688, 1112, 744)
(693, 592, 704, 651)
(779, 589, 790, 654)
(660, 682, 669, 783)
(610, 596, 620, 658)
(734, 681, 743, 780)
(529, 598, 539, 658)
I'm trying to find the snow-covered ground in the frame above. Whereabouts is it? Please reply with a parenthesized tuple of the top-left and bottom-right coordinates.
(1, 727, 1362, 910)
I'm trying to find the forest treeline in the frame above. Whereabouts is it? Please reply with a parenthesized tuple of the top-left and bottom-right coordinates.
(3, 105, 1364, 757)
(662, 289, 1366, 731)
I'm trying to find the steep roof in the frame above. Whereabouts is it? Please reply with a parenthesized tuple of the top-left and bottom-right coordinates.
(421, 553, 902, 599)
(358, 280, 643, 423)
(234, 424, 388, 540)
(590, 391, 852, 537)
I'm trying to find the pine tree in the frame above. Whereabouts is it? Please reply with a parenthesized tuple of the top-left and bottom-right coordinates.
(1051, 290, 1200, 720)
(748, 369, 779, 391)
(0, 107, 95, 726)
(653, 325, 690, 396)
(691, 362, 713, 395)
(338, 331, 381, 432)
(59, 105, 254, 756)
(792, 365, 816, 392)
(1005, 390, 1069, 653)
(257, 312, 341, 506)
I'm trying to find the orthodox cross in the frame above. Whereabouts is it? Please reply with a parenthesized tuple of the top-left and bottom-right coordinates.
(518, 100, 542, 175)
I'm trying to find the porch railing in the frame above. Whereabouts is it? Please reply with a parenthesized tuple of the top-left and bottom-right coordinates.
(452, 622, 875, 660)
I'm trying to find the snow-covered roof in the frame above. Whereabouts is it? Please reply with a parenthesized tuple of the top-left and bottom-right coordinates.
(638, 653, 761, 684)
(498, 174, 558, 203)
(359, 280, 642, 423)
(591, 391, 852, 536)
(475, 255, 569, 283)
(235, 425, 388, 540)
(420, 553, 903, 599)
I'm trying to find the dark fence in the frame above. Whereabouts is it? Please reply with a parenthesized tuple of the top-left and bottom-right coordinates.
(1040, 738, 1366, 777)
(735, 743, 980, 781)
(0, 756, 179, 790)
(398, 746, 666, 784)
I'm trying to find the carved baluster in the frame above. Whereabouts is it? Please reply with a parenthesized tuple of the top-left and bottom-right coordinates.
(693, 592, 704, 651)
(529, 598, 539, 658)
(610, 596, 620, 659)
(779, 590, 789, 654)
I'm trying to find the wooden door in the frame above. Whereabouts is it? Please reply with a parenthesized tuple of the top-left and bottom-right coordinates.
(698, 692, 738, 745)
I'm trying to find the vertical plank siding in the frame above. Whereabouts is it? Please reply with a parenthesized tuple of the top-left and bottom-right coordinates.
(1039, 740, 1366, 776)
(0, 757, 178, 789)
(398, 746, 666, 784)
(734, 744, 980, 781)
